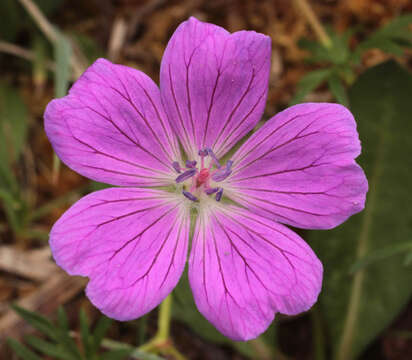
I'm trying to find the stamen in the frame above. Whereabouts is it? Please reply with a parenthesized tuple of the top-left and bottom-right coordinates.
(198, 149, 208, 168)
(172, 161, 181, 173)
(206, 148, 221, 168)
(198, 149, 208, 157)
(185, 160, 197, 168)
(205, 187, 219, 195)
(215, 188, 223, 202)
(212, 160, 233, 182)
(176, 169, 196, 183)
(183, 191, 199, 202)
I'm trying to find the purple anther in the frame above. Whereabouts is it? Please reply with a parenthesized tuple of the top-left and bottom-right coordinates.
(176, 169, 196, 183)
(198, 149, 208, 157)
(185, 160, 197, 168)
(215, 188, 223, 202)
(183, 191, 199, 202)
(172, 161, 181, 173)
(206, 147, 221, 168)
(205, 187, 219, 195)
(212, 160, 233, 182)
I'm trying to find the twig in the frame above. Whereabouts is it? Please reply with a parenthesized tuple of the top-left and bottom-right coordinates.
(17, 0, 86, 77)
(0, 41, 56, 72)
(17, 0, 58, 43)
(293, 0, 332, 48)
(108, 16, 128, 62)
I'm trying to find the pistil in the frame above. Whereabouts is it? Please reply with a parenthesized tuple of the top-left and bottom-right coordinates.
(173, 148, 232, 203)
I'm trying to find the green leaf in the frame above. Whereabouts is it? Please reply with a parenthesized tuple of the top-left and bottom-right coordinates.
(79, 309, 93, 358)
(299, 28, 352, 65)
(357, 15, 412, 55)
(101, 339, 166, 360)
(12, 305, 57, 341)
(374, 15, 412, 41)
(290, 69, 332, 105)
(299, 38, 331, 62)
(89, 181, 111, 191)
(0, 82, 29, 168)
(56, 307, 83, 360)
(25, 335, 74, 360)
(52, 31, 72, 182)
(54, 31, 72, 98)
(7, 339, 42, 360)
(327, 74, 349, 107)
(100, 349, 134, 360)
(327, 29, 351, 65)
(310, 60, 412, 360)
(350, 242, 412, 273)
(91, 315, 113, 353)
(0, 80, 28, 234)
(359, 37, 405, 56)
(403, 251, 412, 266)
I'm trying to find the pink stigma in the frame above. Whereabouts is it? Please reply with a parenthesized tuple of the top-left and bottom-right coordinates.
(196, 168, 210, 187)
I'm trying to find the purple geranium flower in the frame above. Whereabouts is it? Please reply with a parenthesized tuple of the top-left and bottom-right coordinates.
(44, 17, 368, 341)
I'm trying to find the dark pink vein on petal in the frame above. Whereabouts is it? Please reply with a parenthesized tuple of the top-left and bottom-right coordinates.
(58, 109, 171, 180)
(111, 69, 175, 166)
(168, 63, 192, 153)
(213, 213, 290, 302)
(234, 191, 339, 217)
(212, 69, 257, 152)
(232, 119, 324, 175)
(159, 215, 187, 289)
(232, 111, 317, 166)
(88, 72, 172, 169)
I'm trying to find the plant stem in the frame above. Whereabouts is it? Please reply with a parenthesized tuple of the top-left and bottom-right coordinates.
(293, 0, 332, 48)
(139, 294, 187, 360)
(0, 41, 56, 72)
(157, 293, 172, 342)
(335, 100, 388, 360)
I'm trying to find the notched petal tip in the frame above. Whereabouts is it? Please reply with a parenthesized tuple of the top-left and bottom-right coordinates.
(189, 206, 322, 340)
(228, 102, 368, 230)
(50, 188, 189, 321)
(160, 15, 271, 158)
(45, 57, 180, 187)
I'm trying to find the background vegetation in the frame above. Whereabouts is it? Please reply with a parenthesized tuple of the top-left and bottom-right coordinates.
(1, 0, 412, 359)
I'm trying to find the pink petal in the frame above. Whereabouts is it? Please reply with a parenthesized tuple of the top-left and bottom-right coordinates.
(50, 188, 189, 320)
(226, 103, 368, 229)
(45, 58, 180, 187)
(160, 17, 271, 158)
(189, 205, 322, 341)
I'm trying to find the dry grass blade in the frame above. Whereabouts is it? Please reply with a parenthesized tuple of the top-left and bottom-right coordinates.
(0, 272, 86, 345)
(0, 247, 55, 282)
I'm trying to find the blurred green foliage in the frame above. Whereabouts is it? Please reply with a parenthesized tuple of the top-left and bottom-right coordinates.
(173, 269, 277, 358)
(0, 83, 30, 236)
(8, 305, 156, 360)
(172, 59, 412, 360)
(290, 15, 412, 106)
(0, 0, 64, 41)
(311, 60, 412, 360)
(2, 1, 412, 359)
